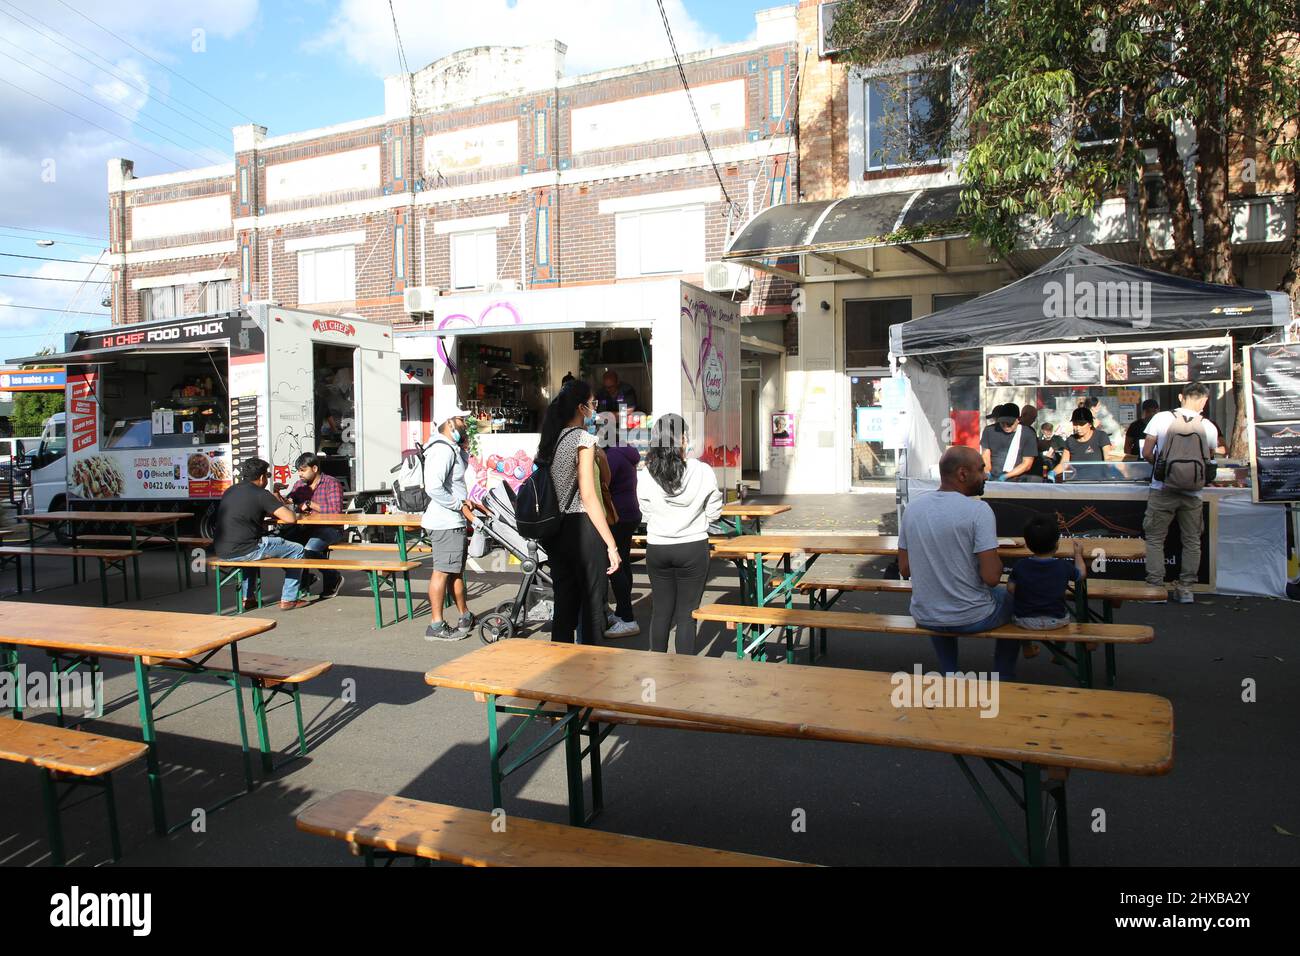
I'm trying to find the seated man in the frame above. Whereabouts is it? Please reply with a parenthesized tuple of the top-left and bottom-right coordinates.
(898, 445, 1019, 680)
(282, 451, 346, 598)
(213, 457, 311, 611)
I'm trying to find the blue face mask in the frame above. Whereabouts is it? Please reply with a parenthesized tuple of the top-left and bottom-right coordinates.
(449, 428, 462, 443)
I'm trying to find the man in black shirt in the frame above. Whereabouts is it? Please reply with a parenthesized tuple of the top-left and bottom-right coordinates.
(1124, 399, 1159, 457)
(1053, 406, 1112, 479)
(980, 402, 1037, 481)
(213, 457, 311, 610)
(595, 370, 638, 414)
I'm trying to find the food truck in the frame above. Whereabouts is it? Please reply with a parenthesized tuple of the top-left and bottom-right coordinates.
(888, 245, 1296, 597)
(12, 304, 401, 533)
(395, 279, 743, 503)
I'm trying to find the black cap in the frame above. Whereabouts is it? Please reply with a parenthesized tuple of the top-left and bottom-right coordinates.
(1070, 406, 1094, 426)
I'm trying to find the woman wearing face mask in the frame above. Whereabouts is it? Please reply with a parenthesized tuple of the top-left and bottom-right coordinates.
(596, 411, 641, 638)
(636, 413, 723, 654)
(536, 381, 621, 644)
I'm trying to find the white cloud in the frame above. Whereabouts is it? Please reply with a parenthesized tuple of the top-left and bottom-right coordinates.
(309, 0, 724, 78)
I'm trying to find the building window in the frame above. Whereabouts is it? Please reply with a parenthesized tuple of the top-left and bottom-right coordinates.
(239, 167, 248, 205)
(932, 292, 976, 313)
(391, 136, 404, 179)
(770, 66, 785, 121)
(394, 224, 405, 280)
(846, 297, 911, 367)
(450, 229, 497, 289)
(241, 245, 250, 294)
(614, 205, 706, 278)
(298, 246, 356, 303)
(865, 71, 950, 170)
(535, 110, 547, 156)
(535, 207, 549, 267)
(139, 280, 232, 321)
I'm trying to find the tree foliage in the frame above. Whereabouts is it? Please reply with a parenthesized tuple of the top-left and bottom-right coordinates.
(11, 391, 62, 437)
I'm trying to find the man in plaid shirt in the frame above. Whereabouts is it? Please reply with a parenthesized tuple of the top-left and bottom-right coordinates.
(284, 451, 346, 597)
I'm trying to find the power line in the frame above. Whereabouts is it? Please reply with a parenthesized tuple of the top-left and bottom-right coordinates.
(50, 0, 255, 124)
(0, 234, 105, 249)
(0, 302, 106, 317)
(1, 251, 102, 264)
(655, 0, 732, 207)
(0, 2, 232, 141)
(0, 224, 105, 242)
(0, 46, 226, 165)
(0, 271, 107, 284)
(0, 73, 186, 170)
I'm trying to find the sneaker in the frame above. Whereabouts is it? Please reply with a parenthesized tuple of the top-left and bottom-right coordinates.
(456, 612, 476, 631)
(606, 611, 617, 628)
(299, 571, 317, 594)
(1175, 585, 1194, 604)
(604, 618, 640, 639)
(242, 597, 259, 612)
(321, 576, 345, 599)
(278, 599, 313, 610)
(424, 621, 467, 642)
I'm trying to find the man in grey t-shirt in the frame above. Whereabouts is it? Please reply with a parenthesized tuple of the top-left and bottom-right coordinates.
(899, 445, 1019, 679)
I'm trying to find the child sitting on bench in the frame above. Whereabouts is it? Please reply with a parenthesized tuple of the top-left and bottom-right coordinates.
(1008, 516, 1087, 655)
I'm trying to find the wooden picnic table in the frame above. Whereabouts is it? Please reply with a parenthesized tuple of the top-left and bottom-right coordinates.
(718, 502, 791, 534)
(0, 603, 275, 836)
(425, 640, 1174, 865)
(281, 512, 423, 620)
(23, 511, 191, 599)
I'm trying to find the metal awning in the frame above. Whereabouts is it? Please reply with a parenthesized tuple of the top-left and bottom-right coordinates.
(724, 186, 966, 260)
(7, 342, 225, 366)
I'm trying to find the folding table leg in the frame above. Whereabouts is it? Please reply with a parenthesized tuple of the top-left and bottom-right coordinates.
(40, 769, 66, 867)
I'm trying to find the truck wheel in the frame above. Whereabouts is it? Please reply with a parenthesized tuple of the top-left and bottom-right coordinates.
(50, 497, 73, 544)
(198, 504, 219, 540)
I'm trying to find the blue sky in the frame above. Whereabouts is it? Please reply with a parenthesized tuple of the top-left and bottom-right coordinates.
(0, 0, 773, 362)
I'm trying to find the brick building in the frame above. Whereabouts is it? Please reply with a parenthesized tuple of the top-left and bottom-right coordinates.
(107, 6, 800, 488)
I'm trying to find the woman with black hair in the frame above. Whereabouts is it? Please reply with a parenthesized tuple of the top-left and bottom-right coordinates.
(536, 381, 621, 643)
(636, 413, 723, 654)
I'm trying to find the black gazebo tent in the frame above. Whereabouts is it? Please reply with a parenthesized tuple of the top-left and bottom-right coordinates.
(889, 245, 1292, 359)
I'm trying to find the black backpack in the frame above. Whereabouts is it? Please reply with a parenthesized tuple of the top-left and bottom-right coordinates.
(515, 428, 580, 540)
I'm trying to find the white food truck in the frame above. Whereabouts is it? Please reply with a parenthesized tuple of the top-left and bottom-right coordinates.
(13, 304, 401, 534)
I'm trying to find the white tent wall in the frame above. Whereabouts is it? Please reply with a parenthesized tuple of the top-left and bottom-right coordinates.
(899, 361, 948, 478)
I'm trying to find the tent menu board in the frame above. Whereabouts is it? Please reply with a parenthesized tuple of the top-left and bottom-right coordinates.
(984, 337, 1232, 388)
(1245, 343, 1300, 503)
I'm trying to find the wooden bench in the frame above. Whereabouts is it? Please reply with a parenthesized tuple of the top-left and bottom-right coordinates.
(427, 641, 1175, 866)
(0, 545, 141, 605)
(76, 533, 213, 547)
(789, 576, 1167, 686)
(211, 557, 420, 628)
(0, 719, 147, 865)
(329, 542, 433, 555)
(297, 789, 811, 867)
(147, 648, 332, 772)
(692, 603, 1153, 688)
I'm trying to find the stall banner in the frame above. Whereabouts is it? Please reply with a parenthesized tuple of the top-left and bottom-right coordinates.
(69, 446, 231, 501)
(1044, 348, 1101, 385)
(1245, 343, 1300, 503)
(1103, 347, 1165, 385)
(984, 337, 1231, 387)
(1170, 340, 1232, 383)
(0, 368, 65, 391)
(984, 351, 1041, 386)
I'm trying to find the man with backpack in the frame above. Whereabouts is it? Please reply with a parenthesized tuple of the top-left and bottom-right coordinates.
(1142, 382, 1217, 604)
(420, 410, 474, 640)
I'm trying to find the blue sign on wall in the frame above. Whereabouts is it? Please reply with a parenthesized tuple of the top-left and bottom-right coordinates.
(0, 369, 66, 390)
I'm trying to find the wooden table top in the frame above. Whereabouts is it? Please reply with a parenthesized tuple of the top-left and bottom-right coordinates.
(709, 534, 1147, 560)
(283, 512, 422, 527)
(720, 504, 793, 518)
(426, 641, 1174, 775)
(24, 511, 189, 525)
(0, 604, 275, 659)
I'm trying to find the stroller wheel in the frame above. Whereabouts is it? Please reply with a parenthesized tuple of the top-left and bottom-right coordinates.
(479, 612, 515, 644)
(494, 600, 519, 617)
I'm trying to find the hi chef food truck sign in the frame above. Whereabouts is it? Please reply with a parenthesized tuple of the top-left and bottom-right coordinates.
(50, 305, 399, 508)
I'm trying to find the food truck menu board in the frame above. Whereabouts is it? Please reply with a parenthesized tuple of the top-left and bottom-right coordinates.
(1246, 343, 1300, 503)
(1170, 341, 1232, 383)
(1043, 348, 1101, 384)
(230, 395, 261, 474)
(1103, 347, 1166, 385)
(985, 351, 1042, 386)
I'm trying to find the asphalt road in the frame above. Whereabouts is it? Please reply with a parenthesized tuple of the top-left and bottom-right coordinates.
(0, 521, 1296, 868)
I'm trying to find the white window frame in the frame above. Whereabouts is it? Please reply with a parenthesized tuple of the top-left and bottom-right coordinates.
(848, 57, 962, 182)
(449, 229, 497, 290)
(614, 204, 706, 279)
(297, 245, 356, 304)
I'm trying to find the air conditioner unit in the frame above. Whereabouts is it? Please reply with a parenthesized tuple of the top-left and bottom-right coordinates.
(403, 286, 440, 314)
(484, 279, 522, 294)
(704, 261, 751, 293)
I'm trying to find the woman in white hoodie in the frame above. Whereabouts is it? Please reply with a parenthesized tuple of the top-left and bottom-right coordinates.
(636, 413, 723, 654)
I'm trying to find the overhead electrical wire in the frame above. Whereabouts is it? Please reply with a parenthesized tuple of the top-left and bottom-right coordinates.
(0, 271, 108, 283)
(0, 223, 106, 242)
(0, 302, 106, 317)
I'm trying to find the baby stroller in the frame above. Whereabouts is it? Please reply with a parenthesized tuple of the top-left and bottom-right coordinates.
(469, 483, 554, 643)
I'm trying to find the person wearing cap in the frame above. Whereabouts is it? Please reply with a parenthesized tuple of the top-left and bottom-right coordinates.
(980, 402, 1037, 481)
(1053, 405, 1113, 478)
(421, 408, 474, 640)
(1125, 399, 1160, 457)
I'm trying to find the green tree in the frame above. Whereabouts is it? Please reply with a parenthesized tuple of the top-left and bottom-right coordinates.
(12, 391, 63, 436)
(828, 0, 1300, 292)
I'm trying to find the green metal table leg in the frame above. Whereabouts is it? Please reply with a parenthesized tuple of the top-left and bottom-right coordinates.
(250, 681, 273, 773)
(368, 571, 382, 628)
(563, 704, 586, 827)
(226, 641, 254, 792)
(292, 688, 307, 757)
(587, 718, 604, 817)
(1051, 775, 1070, 866)
(398, 526, 414, 621)
(133, 655, 167, 836)
(41, 768, 65, 866)
(170, 520, 187, 591)
(486, 694, 503, 810)
(129, 524, 143, 601)
(1023, 763, 1046, 867)
(1073, 641, 1094, 688)
(3, 644, 23, 719)
(216, 567, 223, 615)
(98, 559, 109, 606)
(104, 772, 123, 862)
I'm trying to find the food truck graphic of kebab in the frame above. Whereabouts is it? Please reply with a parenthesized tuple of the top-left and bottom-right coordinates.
(13, 304, 400, 532)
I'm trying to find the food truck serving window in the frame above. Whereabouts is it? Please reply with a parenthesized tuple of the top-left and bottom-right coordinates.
(98, 349, 229, 450)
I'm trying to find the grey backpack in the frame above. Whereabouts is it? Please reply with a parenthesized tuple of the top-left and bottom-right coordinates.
(1154, 413, 1214, 492)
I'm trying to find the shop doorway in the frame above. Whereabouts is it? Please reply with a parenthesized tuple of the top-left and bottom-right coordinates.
(314, 342, 356, 489)
(849, 369, 898, 487)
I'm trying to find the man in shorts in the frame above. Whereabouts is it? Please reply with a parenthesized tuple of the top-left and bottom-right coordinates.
(421, 410, 472, 640)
